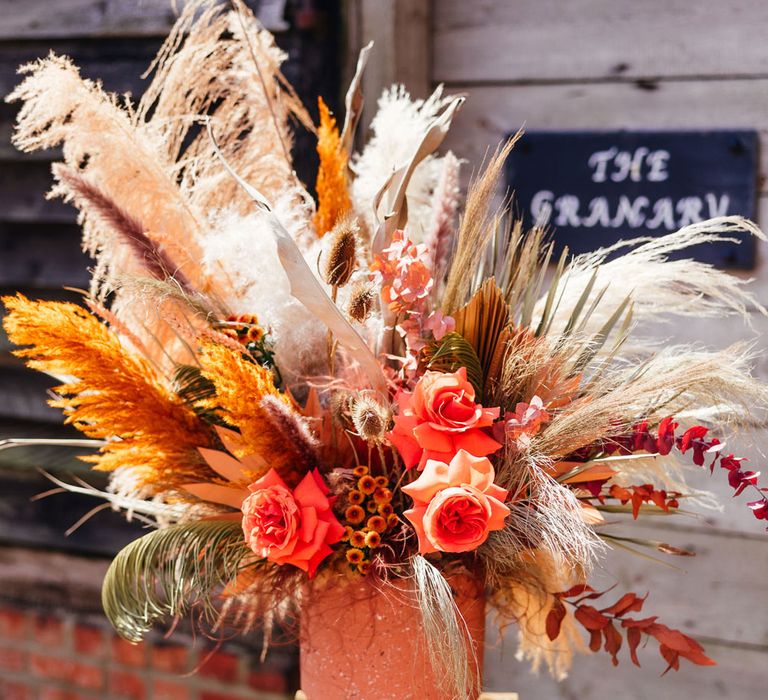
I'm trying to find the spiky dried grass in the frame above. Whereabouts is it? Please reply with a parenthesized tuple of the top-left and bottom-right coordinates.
(442, 132, 522, 314)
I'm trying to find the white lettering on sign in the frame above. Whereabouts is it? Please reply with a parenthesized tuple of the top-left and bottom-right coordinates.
(531, 145, 732, 231)
(588, 146, 670, 183)
(531, 191, 731, 230)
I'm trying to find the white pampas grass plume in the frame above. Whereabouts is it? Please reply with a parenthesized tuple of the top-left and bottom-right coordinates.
(350, 85, 455, 241)
(533, 217, 767, 349)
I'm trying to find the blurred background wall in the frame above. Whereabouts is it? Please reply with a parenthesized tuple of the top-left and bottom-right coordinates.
(0, 1, 767, 699)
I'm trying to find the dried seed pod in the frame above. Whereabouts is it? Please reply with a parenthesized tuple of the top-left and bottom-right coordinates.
(322, 217, 358, 287)
(349, 390, 392, 443)
(347, 281, 375, 322)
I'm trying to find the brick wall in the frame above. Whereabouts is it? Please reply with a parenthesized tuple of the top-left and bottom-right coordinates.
(0, 604, 297, 700)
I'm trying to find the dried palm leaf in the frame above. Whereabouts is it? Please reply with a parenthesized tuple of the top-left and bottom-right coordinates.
(102, 520, 250, 642)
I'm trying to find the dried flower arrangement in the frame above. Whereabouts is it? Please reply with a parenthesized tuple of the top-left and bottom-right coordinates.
(2, 1, 768, 697)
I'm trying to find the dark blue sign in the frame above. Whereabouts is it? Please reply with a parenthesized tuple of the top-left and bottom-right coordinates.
(505, 130, 758, 268)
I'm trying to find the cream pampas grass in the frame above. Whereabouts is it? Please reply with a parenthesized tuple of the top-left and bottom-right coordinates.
(350, 85, 457, 241)
(533, 217, 767, 348)
(137, 0, 314, 224)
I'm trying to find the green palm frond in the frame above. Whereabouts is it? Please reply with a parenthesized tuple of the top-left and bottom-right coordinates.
(423, 332, 484, 398)
(102, 520, 251, 642)
(172, 363, 226, 426)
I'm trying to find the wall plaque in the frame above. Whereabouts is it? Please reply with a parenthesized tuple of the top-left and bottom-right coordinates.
(505, 130, 759, 268)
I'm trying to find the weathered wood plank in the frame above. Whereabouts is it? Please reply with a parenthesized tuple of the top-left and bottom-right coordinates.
(486, 636, 768, 699)
(442, 80, 768, 196)
(0, 470, 142, 557)
(0, 367, 64, 423)
(0, 0, 178, 40)
(434, 0, 768, 84)
(0, 38, 162, 97)
(0, 222, 88, 286)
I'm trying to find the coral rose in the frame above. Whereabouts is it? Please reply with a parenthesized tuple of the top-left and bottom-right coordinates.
(241, 468, 345, 577)
(402, 450, 510, 554)
(388, 367, 502, 470)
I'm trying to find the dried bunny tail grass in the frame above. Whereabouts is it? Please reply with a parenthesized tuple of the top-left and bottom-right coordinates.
(442, 133, 522, 314)
(197, 341, 302, 480)
(533, 216, 767, 346)
(314, 97, 352, 237)
(137, 0, 312, 217)
(423, 150, 461, 279)
(535, 342, 768, 459)
(7, 53, 208, 298)
(412, 556, 479, 700)
(53, 164, 194, 295)
(1, 294, 214, 491)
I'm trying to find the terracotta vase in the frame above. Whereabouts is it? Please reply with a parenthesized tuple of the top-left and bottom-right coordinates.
(299, 574, 485, 700)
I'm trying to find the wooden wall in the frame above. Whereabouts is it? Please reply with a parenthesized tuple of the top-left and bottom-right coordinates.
(428, 1, 768, 697)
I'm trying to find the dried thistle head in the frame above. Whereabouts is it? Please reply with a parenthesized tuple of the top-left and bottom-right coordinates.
(347, 281, 375, 322)
(349, 391, 392, 443)
(322, 217, 358, 287)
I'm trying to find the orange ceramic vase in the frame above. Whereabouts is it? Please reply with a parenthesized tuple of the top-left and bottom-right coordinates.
(299, 575, 485, 700)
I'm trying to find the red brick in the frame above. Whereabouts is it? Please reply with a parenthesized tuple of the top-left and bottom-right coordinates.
(0, 608, 27, 639)
(29, 654, 102, 690)
(33, 615, 66, 647)
(198, 650, 240, 683)
(30, 653, 75, 683)
(150, 643, 189, 673)
(38, 690, 94, 700)
(111, 637, 146, 667)
(248, 669, 288, 693)
(152, 679, 191, 700)
(0, 680, 33, 700)
(74, 625, 105, 657)
(109, 670, 146, 700)
(0, 645, 26, 672)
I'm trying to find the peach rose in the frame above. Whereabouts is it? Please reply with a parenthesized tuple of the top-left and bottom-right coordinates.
(402, 450, 510, 553)
(388, 367, 502, 470)
(241, 468, 345, 577)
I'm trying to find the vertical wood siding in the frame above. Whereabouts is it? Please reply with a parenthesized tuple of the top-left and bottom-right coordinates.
(432, 1, 768, 697)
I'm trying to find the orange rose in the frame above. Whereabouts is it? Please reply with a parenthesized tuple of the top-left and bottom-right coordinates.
(388, 367, 502, 470)
(241, 468, 345, 577)
(402, 450, 510, 553)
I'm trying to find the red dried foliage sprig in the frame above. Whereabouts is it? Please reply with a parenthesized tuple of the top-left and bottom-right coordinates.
(569, 417, 768, 529)
(546, 585, 715, 673)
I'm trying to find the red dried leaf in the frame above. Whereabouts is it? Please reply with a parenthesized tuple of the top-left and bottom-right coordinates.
(575, 605, 610, 631)
(603, 621, 623, 666)
(621, 616, 658, 630)
(546, 600, 567, 642)
(627, 626, 642, 667)
(558, 583, 594, 598)
(601, 592, 646, 617)
(589, 628, 602, 652)
(659, 644, 680, 675)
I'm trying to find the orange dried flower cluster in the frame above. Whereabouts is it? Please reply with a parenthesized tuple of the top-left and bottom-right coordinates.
(1, 294, 213, 488)
(219, 314, 265, 347)
(196, 341, 298, 480)
(313, 96, 351, 237)
(340, 466, 398, 575)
